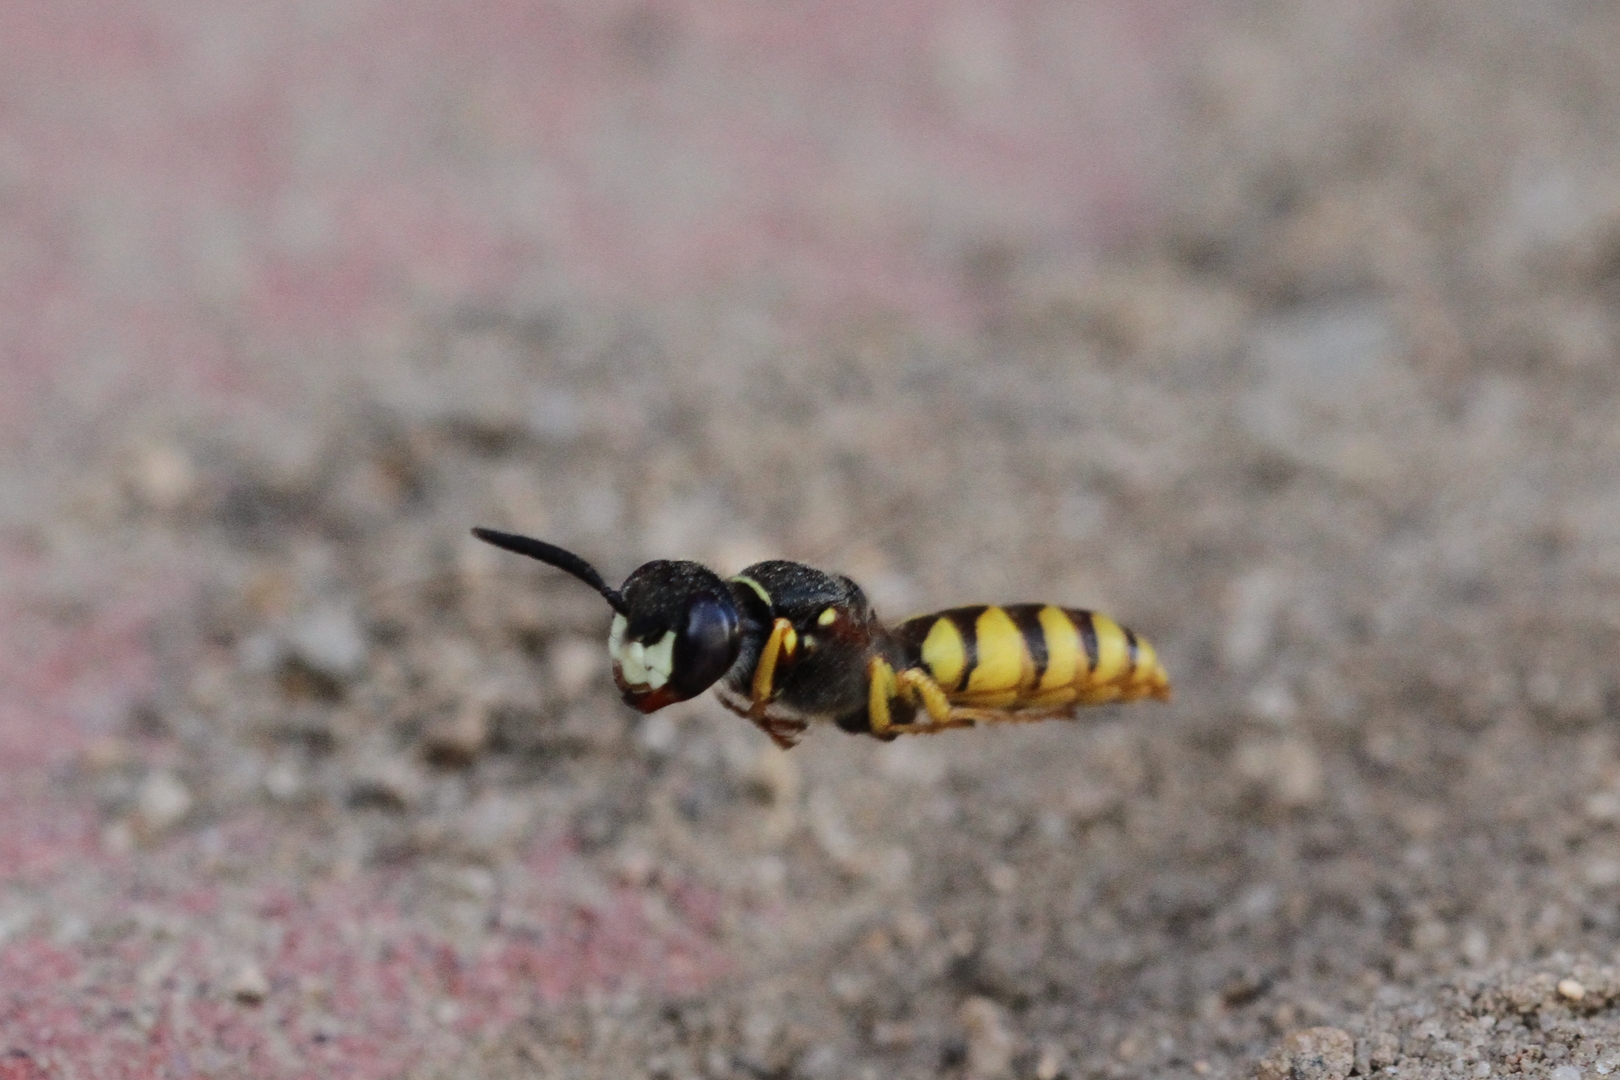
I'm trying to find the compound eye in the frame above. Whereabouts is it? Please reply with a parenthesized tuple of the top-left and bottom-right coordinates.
(668, 593, 741, 699)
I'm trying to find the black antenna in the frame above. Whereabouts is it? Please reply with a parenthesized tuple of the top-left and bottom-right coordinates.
(471, 528, 630, 616)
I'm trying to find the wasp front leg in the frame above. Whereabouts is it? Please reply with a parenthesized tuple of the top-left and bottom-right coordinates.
(746, 617, 807, 749)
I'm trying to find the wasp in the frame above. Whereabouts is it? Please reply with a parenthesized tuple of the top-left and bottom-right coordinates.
(472, 528, 1171, 749)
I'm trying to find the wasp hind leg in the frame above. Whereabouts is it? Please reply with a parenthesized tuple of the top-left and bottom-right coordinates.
(866, 659, 977, 738)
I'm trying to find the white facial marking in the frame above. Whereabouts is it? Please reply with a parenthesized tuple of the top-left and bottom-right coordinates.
(641, 631, 676, 689)
(607, 614, 675, 690)
(608, 614, 628, 661)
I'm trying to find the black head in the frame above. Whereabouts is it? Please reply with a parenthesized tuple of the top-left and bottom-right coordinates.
(471, 528, 742, 713)
(610, 560, 742, 712)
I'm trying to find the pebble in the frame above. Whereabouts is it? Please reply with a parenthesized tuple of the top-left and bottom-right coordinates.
(892, 910, 931, 947)
(230, 961, 270, 1004)
(285, 606, 368, 681)
(613, 848, 657, 887)
(263, 760, 302, 802)
(81, 736, 134, 773)
(1552, 1067, 1583, 1080)
(1234, 735, 1324, 808)
(958, 996, 1015, 1078)
(1255, 1027, 1354, 1080)
(129, 442, 197, 510)
(420, 701, 490, 765)
(1222, 570, 1289, 672)
(1585, 792, 1620, 822)
(348, 757, 426, 810)
(637, 712, 678, 755)
(1558, 978, 1587, 1002)
(870, 1020, 917, 1048)
(133, 771, 193, 839)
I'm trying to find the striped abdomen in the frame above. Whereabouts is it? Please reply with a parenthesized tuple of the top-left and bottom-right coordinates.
(891, 605, 1170, 712)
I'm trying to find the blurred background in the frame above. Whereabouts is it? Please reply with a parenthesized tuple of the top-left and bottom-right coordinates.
(6, 2, 1620, 1077)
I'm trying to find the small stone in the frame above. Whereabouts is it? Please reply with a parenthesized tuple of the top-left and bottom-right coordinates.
(615, 848, 657, 887)
(1255, 1027, 1354, 1080)
(638, 712, 678, 755)
(129, 442, 197, 511)
(1358, 1032, 1400, 1073)
(101, 819, 135, 855)
(987, 864, 1018, 894)
(870, 1020, 917, 1048)
(1235, 735, 1324, 808)
(1587, 792, 1620, 822)
(1411, 919, 1450, 952)
(82, 736, 133, 773)
(348, 757, 425, 810)
(1551, 1066, 1582, 1080)
(828, 971, 867, 1005)
(959, 997, 1015, 1079)
(756, 743, 802, 803)
(421, 701, 490, 766)
(1223, 569, 1289, 671)
(437, 865, 496, 901)
(892, 910, 931, 947)
(1559, 978, 1587, 1002)
(285, 606, 368, 682)
(133, 772, 192, 839)
(1034, 1044, 1066, 1080)
(263, 761, 302, 802)
(230, 961, 270, 1004)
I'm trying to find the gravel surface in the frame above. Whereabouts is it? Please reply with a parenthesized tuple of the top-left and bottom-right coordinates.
(7, 2, 1620, 1078)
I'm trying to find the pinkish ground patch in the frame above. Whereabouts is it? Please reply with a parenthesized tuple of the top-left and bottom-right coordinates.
(0, 1, 1192, 1073)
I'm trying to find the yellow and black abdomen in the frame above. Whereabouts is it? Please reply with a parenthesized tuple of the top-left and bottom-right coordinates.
(892, 604, 1170, 713)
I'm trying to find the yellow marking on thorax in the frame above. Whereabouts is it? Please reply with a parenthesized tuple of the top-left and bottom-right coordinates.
(730, 575, 772, 607)
(920, 617, 966, 691)
(1086, 612, 1132, 687)
(965, 607, 1032, 695)
(1036, 606, 1082, 691)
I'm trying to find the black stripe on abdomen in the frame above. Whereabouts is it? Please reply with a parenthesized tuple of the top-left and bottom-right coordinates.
(1008, 605, 1049, 687)
(949, 605, 986, 692)
(1074, 609, 1100, 674)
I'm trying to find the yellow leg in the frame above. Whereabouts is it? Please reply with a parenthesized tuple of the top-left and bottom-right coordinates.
(867, 656, 899, 735)
(897, 668, 955, 723)
(878, 666, 978, 737)
(750, 618, 798, 719)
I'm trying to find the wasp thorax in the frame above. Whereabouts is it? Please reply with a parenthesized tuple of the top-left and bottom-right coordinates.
(608, 560, 742, 713)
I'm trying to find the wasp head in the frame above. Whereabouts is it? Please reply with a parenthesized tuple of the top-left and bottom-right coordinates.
(471, 528, 741, 713)
(609, 560, 741, 712)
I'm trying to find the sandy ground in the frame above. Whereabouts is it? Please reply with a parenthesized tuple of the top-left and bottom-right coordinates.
(7, 2, 1620, 1078)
